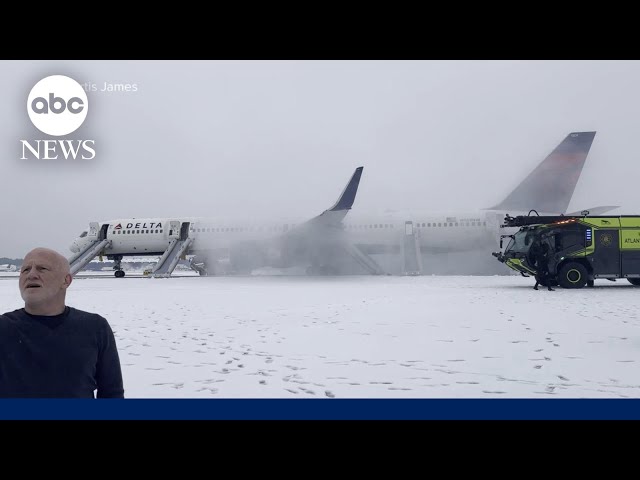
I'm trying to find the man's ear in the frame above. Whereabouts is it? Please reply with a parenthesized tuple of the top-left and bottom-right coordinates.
(63, 273, 73, 289)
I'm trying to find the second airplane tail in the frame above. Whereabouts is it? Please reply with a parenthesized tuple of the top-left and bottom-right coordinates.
(486, 131, 597, 214)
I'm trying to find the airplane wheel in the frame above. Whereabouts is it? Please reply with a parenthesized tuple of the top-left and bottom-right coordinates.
(115, 270, 125, 278)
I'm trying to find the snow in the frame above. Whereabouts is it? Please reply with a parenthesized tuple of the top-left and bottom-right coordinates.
(1, 273, 639, 398)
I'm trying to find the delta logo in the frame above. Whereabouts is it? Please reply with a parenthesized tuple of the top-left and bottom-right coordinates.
(116, 222, 163, 229)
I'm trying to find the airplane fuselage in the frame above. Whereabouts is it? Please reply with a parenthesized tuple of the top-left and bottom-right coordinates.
(70, 209, 509, 265)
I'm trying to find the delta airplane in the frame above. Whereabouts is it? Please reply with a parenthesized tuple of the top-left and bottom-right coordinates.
(69, 131, 615, 277)
(0, 264, 17, 272)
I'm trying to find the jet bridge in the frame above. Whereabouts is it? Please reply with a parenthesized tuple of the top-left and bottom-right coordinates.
(152, 221, 193, 278)
(69, 223, 111, 276)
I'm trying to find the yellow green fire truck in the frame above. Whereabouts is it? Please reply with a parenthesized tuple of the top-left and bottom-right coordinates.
(492, 213, 640, 288)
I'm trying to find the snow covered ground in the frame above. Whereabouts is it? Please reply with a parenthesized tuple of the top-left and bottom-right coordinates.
(1, 273, 640, 398)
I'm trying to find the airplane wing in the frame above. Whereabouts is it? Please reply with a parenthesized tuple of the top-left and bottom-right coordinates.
(268, 166, 365, 274)
(565, 206, 620, 216)
(300, 166, 364, 229)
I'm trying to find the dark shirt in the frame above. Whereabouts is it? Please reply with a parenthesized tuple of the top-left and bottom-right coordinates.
(0, 307, 124, 398)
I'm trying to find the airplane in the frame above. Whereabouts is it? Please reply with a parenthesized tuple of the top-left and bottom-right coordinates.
(68, 131, 616, 277)
(0, 264, 17, 272)
(68, 166, 368, 277)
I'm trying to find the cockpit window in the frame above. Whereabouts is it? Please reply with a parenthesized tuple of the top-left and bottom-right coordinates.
(79, 231, 88, 238)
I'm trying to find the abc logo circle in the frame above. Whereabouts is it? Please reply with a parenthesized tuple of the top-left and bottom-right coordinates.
(27, 75, 88, 136)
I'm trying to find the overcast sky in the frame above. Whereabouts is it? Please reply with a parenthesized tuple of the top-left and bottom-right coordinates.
(1, 60, 639, 258)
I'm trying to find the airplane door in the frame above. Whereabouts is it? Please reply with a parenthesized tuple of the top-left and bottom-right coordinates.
(403, 221, 421, 275)
(99, 224, 109, 240)
(169, 221, 180, 238)
(180, 222, 190, 241)
(405, 221, 414, 236)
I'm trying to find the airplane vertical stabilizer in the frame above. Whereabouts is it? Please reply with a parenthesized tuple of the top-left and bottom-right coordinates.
(486, 131, 596, 214)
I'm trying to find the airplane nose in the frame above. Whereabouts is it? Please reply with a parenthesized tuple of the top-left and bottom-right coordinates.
(70, 241, 80, 253)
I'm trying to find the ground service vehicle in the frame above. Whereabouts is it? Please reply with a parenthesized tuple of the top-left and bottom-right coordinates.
(492, 212, 640, 288)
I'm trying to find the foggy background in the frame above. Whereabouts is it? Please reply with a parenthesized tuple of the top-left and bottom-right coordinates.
(1, 60, 639, 259)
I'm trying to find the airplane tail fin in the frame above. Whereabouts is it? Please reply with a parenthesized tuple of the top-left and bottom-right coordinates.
(486, 131, 596, 214)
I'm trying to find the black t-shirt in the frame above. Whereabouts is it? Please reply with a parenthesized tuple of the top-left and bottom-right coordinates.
(0, 306, 124, 398)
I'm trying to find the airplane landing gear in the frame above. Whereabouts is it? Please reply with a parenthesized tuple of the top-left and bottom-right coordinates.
(112, 255, 125, 278)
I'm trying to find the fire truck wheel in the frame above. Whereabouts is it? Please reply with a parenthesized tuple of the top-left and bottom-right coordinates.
(558, 262, 588, 289)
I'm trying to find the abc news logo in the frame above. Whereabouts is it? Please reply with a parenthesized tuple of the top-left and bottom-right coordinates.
(20, 75, 95, 160)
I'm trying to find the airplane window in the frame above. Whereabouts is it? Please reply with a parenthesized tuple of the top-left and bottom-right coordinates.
(455, 223, 459, 227)
(438, 223, 441, 227)
(146, 230, 149, 234)
(160, 230, 163, 233)
(483, 222, 487, 226)
(79, 231, 88, 238)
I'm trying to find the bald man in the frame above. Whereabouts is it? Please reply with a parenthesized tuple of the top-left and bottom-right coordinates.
(0, 247, 124, 398)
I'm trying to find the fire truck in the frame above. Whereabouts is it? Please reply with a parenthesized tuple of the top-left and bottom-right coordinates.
(492, 212, 640, 288)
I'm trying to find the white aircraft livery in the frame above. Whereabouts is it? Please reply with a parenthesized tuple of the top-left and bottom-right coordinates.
(69, 131, 615, 277)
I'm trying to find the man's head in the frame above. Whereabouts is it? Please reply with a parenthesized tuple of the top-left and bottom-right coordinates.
(19, 248, 72, 315)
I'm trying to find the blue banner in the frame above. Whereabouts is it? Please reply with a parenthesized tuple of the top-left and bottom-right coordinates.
(0, 398, 639, 420)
